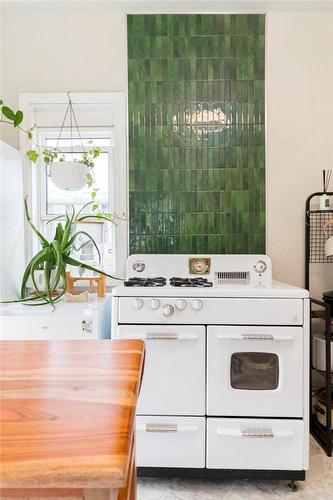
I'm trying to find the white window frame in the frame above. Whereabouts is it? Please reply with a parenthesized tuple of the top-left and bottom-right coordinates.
(19, 92, 128, 279)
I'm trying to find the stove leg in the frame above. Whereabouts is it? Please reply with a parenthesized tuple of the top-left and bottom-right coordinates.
(287, 481, 298, 492)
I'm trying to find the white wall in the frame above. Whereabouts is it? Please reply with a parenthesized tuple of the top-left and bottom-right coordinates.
(0, 142, 25, 300)
(0, 5, 127, 146)
(266, 12, 333, 290)
(1, 3, 333, 287)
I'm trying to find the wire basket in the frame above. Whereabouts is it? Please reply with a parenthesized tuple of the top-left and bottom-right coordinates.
(309, 211, 333, 263)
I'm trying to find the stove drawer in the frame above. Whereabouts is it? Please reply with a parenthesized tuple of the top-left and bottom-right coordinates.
(207, 418, 304, 470)
(136, 416, 205, 468)
(118, 325, 205, 415)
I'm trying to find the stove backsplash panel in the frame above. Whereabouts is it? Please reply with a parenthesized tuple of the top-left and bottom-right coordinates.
(128, 14, 265, 254)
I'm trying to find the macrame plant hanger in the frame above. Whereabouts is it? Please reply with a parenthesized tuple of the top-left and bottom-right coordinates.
(49, 93, 89, 191)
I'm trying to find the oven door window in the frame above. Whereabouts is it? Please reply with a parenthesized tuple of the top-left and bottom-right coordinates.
(230, 352, 279, 390)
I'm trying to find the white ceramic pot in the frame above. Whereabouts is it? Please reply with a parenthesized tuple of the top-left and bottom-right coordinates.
(313, 333, 333, 372)
(49, 160, 89, 191)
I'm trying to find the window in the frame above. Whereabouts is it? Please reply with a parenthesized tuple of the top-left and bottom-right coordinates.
(19, 93, 127, 278)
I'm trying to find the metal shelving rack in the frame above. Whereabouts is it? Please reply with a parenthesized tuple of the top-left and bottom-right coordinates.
(305, 191, 333, 456)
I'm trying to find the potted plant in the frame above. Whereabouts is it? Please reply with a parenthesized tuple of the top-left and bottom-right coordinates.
(1, 198, 120, 309)
(0, 98, 100, 201)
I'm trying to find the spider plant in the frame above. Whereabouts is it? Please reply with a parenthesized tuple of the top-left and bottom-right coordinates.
(3, 198, 120, 309)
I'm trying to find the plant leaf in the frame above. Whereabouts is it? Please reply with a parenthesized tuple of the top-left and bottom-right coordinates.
(77, 214, 116, 225)
(65, 230, 101, 265)
(24, 197, 49, 248)
(13, 110, 23, 127)
(50, 239, 64, 291)
(63, 254, 122, 280)
(2, 106, 15, 121)
(60, 206, 75, 251)
(26, 150, 39, 163)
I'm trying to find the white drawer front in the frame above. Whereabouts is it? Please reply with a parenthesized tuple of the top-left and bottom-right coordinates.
(207, 326, 304, 417)
(207, 418, 304, 470)
(119, 325, 205, 415)
(136, 416, 205, 468)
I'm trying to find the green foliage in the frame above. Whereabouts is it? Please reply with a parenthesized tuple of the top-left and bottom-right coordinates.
(26, 150, 40, 163)
(1, 198, 120, 309)
(1, 103, 24, 128)
(1, 98, 103, 217)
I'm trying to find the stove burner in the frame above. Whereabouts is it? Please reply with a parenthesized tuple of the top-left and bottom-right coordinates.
(124, 277, 167, 287)
(170, 277, 213, 288)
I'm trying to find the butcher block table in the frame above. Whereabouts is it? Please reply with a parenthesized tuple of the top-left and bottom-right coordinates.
(0, 340, 145, 500)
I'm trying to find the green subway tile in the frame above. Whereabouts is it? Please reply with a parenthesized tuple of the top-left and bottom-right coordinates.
(128, 14, 265, 254)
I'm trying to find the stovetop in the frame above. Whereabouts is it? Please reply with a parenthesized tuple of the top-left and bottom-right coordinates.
(113, 255, 309, 299)
(124, 277, 213, 288)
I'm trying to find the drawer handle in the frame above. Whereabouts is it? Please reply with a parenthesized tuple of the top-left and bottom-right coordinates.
(242, 427, 273, 438)
(146, 423, 177, 433)
(137, 424, 199, 433)
(217, 428, 295, 438)
(146, 333, 199, 340)
(122, 333, 199, 340)
(218, 333, 294, 341)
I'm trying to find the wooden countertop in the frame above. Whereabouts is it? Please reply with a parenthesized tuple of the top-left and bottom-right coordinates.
(0, 340, 145, 490)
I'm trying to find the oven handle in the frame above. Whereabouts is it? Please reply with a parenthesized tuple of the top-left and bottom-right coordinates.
(217, 428, 295, 438)
(217, 333, 294, 341)
(137, 423, 200, 433)
(122, 333, 199, 341)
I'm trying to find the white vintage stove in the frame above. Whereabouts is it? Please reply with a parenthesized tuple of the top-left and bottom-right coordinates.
(112, 254, 309, 487)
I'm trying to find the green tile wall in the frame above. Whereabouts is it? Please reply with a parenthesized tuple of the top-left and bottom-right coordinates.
(128, 14, 265, 254)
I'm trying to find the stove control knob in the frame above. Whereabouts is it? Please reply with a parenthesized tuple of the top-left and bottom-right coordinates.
(133, 298, 143, 310)
(175, 299, 187, 310)
(132, 260, 145, 273)
(191, 299, 203, 311)
(162, 304, 174, 317)
(150, 299, 160, 310)
(254, 260, 267, 274)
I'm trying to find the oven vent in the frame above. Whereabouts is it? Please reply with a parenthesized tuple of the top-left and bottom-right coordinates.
(215, 271, 250, 281)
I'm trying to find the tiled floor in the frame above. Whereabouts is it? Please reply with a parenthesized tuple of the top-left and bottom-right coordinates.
(138, 438, 333, 499)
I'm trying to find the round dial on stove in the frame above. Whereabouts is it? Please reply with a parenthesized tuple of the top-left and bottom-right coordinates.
(191, 259, 208, 274)
(133, 298, 143, 309)
(150, 299, 160, 310)
(191, 299, 203, 310)
(254, 260, 267, 274)
(175, 299, 187, 310)
(132, 260, 145, 273)
(162, 304, 174, 317)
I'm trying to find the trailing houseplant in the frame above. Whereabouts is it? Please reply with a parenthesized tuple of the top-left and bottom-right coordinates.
(0, 98, 101, 203)
(1, 198, 120, 309)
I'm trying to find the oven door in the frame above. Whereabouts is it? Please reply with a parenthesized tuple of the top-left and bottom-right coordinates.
(207, 326, 304, 417)
(118, 325, 205, 415)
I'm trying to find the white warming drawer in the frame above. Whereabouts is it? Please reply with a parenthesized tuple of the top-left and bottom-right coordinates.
(118, 298, 304, 325)
(119, 325, 205, 415)
(136, 416, 205, 468)
(207, 418, 304, 470)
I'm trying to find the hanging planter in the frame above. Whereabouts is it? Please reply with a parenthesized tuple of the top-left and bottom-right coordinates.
(47, 94, 98, 191)
(1, 95, 101, 206)
(49, 160, 89, 191)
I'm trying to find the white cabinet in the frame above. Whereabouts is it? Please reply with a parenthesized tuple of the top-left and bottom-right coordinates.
(207, 418, 304, 470)
(136, 416, 205, 468)
(0, 297, 112, 340)
(119, 325, 205, 415)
